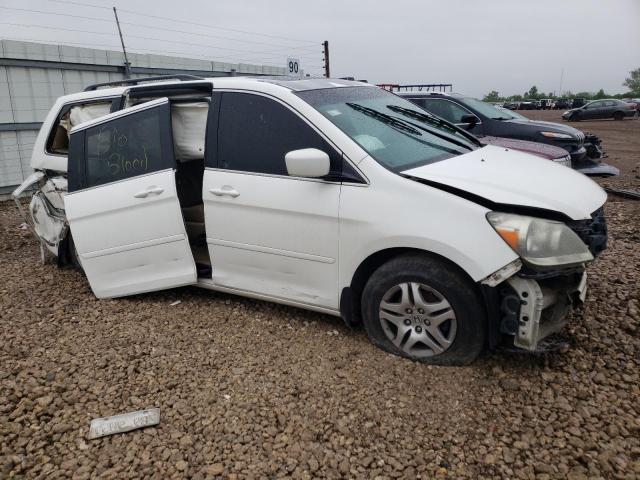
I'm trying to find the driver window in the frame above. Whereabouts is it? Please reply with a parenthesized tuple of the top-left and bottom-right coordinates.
(417, 99, 472, 124)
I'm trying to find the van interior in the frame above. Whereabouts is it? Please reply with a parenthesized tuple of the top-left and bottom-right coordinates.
(169, 98, 211, 279)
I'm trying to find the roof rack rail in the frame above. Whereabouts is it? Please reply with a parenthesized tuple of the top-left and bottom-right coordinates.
(84, 75, 204, 91)
(377, 83, 452, 93)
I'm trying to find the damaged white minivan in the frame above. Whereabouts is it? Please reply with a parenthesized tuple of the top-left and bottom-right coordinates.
(14, 76, 608, 365)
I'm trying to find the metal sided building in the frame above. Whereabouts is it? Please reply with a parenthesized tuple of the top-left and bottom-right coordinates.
(0, 40, 287, 196)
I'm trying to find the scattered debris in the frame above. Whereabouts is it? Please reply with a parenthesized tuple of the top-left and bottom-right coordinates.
(170, 300, 182, 306)
(87, 408, 160, 440)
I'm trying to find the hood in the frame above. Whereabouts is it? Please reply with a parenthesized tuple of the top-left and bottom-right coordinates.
(403, 145, 606, 220)
(502, 118, 582, 136)
(480, 136, 568, 160)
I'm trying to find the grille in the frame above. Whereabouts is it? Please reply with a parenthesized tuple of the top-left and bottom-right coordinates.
(568, 207, 608, 257)
(552, 155, 572, 168)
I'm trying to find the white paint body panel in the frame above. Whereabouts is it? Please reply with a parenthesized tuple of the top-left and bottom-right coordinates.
(339, 157, 519, 289)
(65, 169, 196, 298)
(203, 169, 341, 308)
(404, 145, 607, 221)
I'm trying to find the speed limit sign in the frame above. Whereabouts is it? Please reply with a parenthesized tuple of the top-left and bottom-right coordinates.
(286, 57, 301, 76)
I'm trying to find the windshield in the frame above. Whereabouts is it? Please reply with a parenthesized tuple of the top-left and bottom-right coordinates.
(495, 107, 527, 120)
(457, 96, 518, 120)
(297, 87, 479, 172)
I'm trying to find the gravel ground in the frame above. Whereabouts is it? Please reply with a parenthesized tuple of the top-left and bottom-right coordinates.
(1, 118, 639, 479)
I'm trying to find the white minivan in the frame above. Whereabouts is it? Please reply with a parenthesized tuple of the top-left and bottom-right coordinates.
(13, 76, 608, 365)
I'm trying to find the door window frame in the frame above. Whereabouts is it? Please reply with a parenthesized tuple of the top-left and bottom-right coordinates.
(67, 98, 176, 193)
(45, 97, 119, 157)
(205, 89, 367, 185)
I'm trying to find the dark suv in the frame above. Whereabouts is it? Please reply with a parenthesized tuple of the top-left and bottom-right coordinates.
(397, 92, 617, 176)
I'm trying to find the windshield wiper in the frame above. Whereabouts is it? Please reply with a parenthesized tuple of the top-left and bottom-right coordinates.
(346, 103, 422, 135)
(385, 105, 479, 149)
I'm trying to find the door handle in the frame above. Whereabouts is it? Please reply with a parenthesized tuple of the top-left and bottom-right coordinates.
(209, 186, 240, 198)
(133, 186, 164, 198)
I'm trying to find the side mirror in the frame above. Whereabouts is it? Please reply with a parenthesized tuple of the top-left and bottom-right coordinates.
(285, 148, 330, 178)
(460, 114, 480, 128)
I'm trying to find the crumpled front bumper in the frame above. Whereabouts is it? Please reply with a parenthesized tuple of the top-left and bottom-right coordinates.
(500, 272, 587, 351)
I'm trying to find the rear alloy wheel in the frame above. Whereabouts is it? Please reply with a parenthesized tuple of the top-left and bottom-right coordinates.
(361, 254, 486, 365)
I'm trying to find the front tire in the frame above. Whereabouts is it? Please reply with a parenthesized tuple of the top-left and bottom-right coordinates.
(613, 112, 624, 121)
(361, 254, 486, 366)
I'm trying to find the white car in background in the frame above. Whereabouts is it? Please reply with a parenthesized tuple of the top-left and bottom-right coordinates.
(13, 76, 608, 365)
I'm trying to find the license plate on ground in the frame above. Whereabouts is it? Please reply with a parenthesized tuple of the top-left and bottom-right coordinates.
(88, 408, 160, 439)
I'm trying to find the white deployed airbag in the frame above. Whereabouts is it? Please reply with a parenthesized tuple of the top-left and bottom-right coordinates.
(69, 103, 112, 128)
(171, 102, 208, 160)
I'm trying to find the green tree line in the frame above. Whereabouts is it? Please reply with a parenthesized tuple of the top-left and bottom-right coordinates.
(482, 68, 640, 102)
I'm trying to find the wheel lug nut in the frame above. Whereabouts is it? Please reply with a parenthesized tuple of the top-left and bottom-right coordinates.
(404, 319, 411, 326)
(405, 308, 413, 314)
(415, 326, 422, 333)
(418, 308, 425, 314)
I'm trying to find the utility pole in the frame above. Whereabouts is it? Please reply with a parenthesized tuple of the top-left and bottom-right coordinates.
(113, 7, 131, 78)
(558, 68, 564, 97)
(322, 40, 330, 78)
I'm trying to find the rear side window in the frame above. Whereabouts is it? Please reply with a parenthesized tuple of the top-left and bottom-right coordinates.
(69, 102, 174, 191)
(215, 92, 340, 176)
(46, 100, 113, 155)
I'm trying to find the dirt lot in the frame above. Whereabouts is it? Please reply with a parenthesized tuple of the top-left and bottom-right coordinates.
(1, 115, 639, 479)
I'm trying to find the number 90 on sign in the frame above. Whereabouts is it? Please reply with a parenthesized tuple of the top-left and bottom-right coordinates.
(287, 57, 300, 76)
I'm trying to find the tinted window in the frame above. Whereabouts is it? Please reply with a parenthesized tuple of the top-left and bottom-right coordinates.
(84, 104, 174, 188)
(217, 92, 340, 176)
(587, 101, 604, 108)
(415, 98, 472, 124)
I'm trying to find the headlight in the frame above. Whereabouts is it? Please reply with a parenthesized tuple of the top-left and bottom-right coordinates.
(487, 212, 593, 268)
(540, 131, 573, 139)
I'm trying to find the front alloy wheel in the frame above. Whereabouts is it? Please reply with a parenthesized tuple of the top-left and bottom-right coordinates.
(379, 282, 457, 358)
(361, 254, 486, 365)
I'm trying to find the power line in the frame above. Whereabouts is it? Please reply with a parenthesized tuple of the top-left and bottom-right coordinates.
(1, 6, 318, 50)
(44, 0, 318, 45)
(1, 36, 290, 68)
(1, 22, 322, 62)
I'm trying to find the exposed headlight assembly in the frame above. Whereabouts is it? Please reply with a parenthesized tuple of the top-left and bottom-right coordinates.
(487, 212, 593, 268)
(540, 131, 573, 139)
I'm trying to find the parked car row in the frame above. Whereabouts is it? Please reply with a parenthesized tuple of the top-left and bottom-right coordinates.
(499, 98, 598, 110)
(12, 76, 610, 365)
(396, 91, 618, 176)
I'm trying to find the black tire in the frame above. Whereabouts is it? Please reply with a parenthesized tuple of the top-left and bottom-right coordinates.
(361, 254, 486, 366)
(613, 111, 624, 121)
(67, 234, 83, 271)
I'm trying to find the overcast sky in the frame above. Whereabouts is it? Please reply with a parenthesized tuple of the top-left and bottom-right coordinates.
(2, 0, 639, 97)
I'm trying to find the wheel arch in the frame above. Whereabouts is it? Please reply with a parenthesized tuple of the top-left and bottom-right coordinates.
(340, 247, 482, 328)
